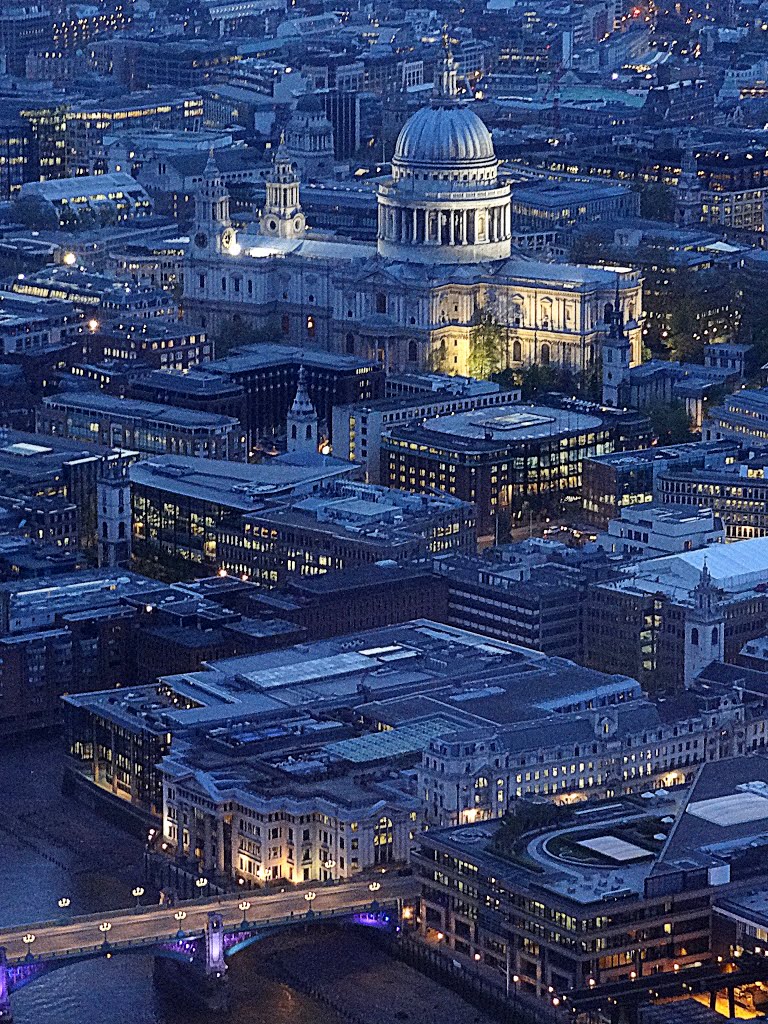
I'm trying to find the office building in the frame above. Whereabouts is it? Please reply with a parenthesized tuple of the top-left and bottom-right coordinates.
(657, 447, 768, 541)
(415, 756, 768, 1000)
(130, 453, 358, 569)
(16, 173, 153, 230)
(581, 441, 739, 529)
(82, 321, 212, 371)
(206, 345, 384, 451)
(585, 538, 768, 691)
(601, 506, 726, 558)
(217, 480, 476, 586)
(37, 392, 245, 462)
(704, 389, 768, 446)
(382, 401, 647, 534)
(332, 378, 520, 483)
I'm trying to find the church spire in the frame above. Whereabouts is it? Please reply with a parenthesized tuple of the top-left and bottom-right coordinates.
(435, 25, 458, 100)
(286, 364, 319, 458)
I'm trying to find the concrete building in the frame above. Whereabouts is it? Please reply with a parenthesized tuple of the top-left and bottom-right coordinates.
(16, 172, 153, 230)
(581, 441, 738, 529)
(205, 344, 384, 452)
(332, 378, 521, 483)
(601, 505, 726, 558)
(415, 756, 768, 1000)
(704, 389, 768, 446)
(37, 391, 245, 462)
(657, 447, 768, 541)
(511, 179, 639, 233)
(584, 538, 768, 691)
(217, 480, 476, 586)
(130, 453, 358, 569)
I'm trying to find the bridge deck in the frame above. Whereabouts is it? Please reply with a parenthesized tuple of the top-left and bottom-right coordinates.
(0, 876, 419, 964)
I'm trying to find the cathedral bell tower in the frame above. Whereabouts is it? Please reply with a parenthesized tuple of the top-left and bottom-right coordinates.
(602, 279, 631, 407)
(684, 560, 725, 688)
(287, 365, 318, 458)
(193, 149, 233, 256)
(260, 140, 306, 240)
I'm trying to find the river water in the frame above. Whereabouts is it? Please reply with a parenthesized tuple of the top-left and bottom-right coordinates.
(0, 737, 495, 1024)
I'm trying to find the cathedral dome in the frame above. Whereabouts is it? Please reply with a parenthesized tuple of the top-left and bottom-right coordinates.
(393, 103, 496, 173)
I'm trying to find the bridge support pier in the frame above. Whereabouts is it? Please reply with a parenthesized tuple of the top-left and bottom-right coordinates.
(154, 913, 229, 1013)
(0, 948, 12, 1022)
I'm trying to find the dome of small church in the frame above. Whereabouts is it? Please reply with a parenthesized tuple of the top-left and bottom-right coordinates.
(393, 103, 496, 173)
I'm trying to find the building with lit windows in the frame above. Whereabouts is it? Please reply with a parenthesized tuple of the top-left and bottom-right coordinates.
(216, 479, 476, 586)
(182, 49, 643, 377)
(581, 441, 738, 529)
(332, 377, 520, 483)
(16, 172, 153, 230)
(37, 391, 245, 461)
(381, 401, 647, 534)
(415, 755, 768, 1002)
(584, 538, 768, 692)
(703, 389, 768, 446)
(81, 320, 211, 370)
(65, 89, 203, 177)
(129, 452, 358, 569)
(656, 447, 768, 541)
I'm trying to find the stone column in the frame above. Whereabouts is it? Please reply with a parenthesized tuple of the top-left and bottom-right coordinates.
(412, 208, 418, 243)
(216, 819, 225, 876)
(449, 210, 455, 246)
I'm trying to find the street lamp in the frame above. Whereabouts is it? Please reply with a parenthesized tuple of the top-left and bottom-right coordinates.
(174, 910, 187, 938)
(304, 891, 316, 915)
(195, 877, 208, 897)
(368, 881, 381, 892)
(58, 897, 71, 910)
(132, 886, 145, 911)
(99, 922, 112, 947)
(239, 901, 251, 926)
(22, 933, 35, 956)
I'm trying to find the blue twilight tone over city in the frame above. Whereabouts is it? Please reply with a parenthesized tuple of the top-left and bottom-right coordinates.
(5, 3, 768, 1024)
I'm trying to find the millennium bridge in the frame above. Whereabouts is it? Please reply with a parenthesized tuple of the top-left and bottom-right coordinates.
(0, 875, 419, 1020)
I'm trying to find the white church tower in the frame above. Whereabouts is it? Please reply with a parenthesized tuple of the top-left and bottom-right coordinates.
(684, 561, 725, 688)
(260, 139, 306, 240)
(192, 149, 233, 257)
(287, 365, 318, 458)
(97, 457, 131, 567)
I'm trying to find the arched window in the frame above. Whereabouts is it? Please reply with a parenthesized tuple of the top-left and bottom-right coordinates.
(540, 342, 551, 365)
(102, 522, 108, 539)
(374, 815, 394, 864)
(513, 339, 522, 362)
(540, 298, 552, 330)
(604, 302, 613, 323)
(345, 332, 355, 354)
(711, 626, 719, 645)
(291, 425, 297, 440)
(118, 522, 126, 539)
(305, 424, 312, 440)
(376, 292, 387, 314)
(408, 339, 418, 363)
(691, 627, 699, 647)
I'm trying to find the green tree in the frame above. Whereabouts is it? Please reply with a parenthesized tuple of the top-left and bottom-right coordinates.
(468, 313, 504, 379)
(648, 400, 693, 445)
(639, 183, 675, 222)
(213, 316, 278, 358)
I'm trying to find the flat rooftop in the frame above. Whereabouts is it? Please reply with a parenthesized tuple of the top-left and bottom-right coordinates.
(42, 391, 239, 430)
(129, 454, 355, 509)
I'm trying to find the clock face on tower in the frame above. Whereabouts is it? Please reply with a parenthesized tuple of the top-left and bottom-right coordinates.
(194, 231, 209, 250)
(221, 227, 236, 251)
